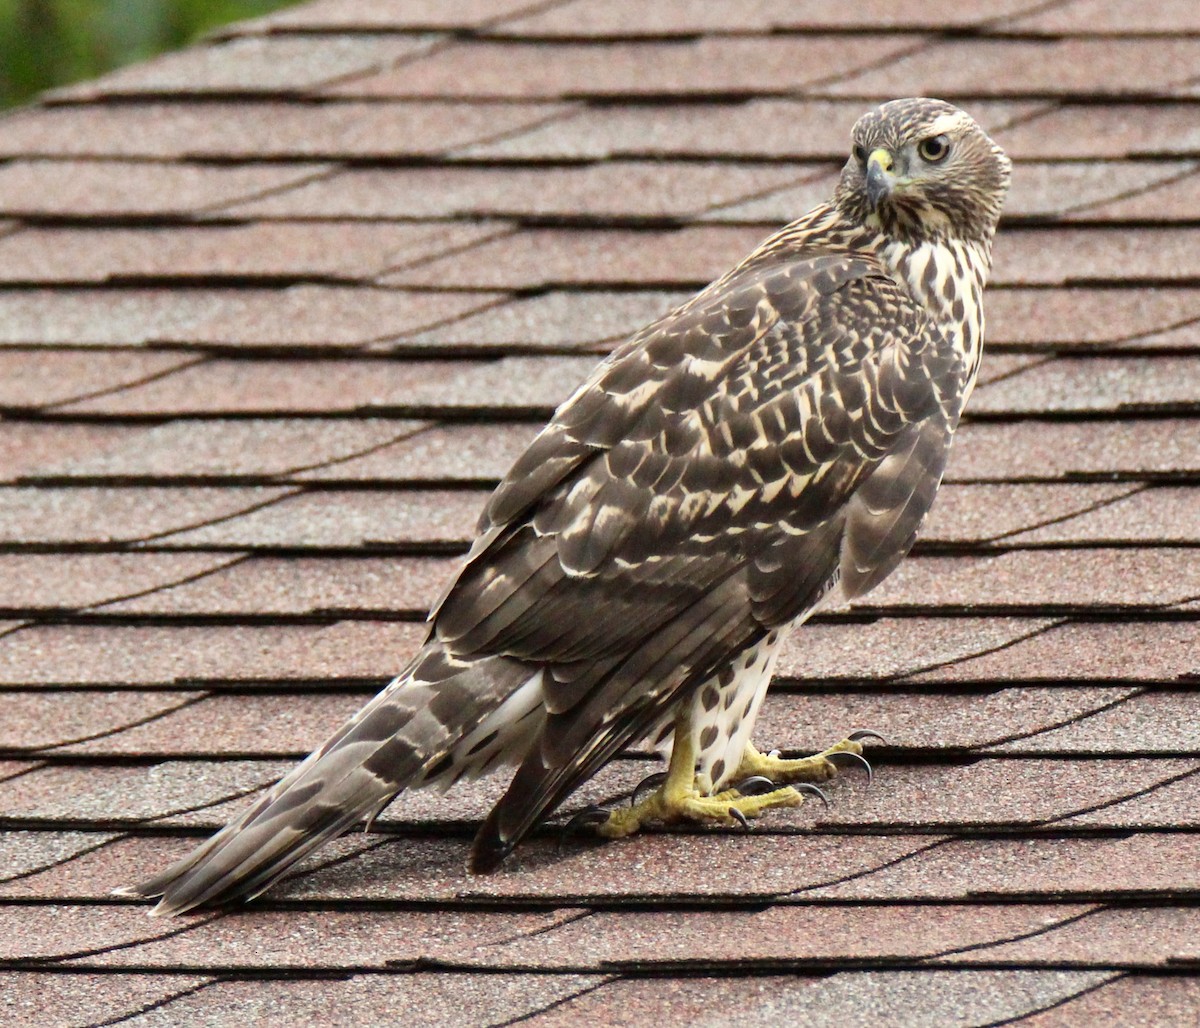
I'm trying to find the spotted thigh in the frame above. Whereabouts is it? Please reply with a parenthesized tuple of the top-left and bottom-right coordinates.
(646, 630, 784, 794)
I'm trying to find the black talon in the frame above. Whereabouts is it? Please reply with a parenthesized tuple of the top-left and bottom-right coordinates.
(728, 807, 751, 831)
(732, 775, 777, 797)
(558, 804, 611, 849)
(630, 771, 669, 807)
(848, 728, 887, 745)
(797, 783, 831, 809)
(826, 750, 874, 786)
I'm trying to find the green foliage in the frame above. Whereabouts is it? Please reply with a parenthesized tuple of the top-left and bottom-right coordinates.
(0, 0, 297, 107)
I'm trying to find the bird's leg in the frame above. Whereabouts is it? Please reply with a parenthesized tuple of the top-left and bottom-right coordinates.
(598, 704, 804, 840)
(733, 730, 882, 786)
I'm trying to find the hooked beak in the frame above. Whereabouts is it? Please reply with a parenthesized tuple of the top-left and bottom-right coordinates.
(865, 148, 897, 211)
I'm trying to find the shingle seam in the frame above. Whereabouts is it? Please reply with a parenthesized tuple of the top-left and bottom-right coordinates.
(14, 912, 223, 966)
(298, 33, 452, 97)
(1039, 762, 1200, 828)
(270, 421, 437, 477)
(1061, 161, 1200, 218)
(0, 760, 43, 785)
(979, 483, 1145, 545)
(80, 553, 249, 613)
(982, 971, 1128, 1028)
(784, 836, 956, 898)
(445, 102, 589, 160)
(479, 907, 596, 950)
(132, 486, 301, 546)
(1116, 311, 1200, 347)
(30, 353, 205, 413)
(479, 16, 1025, 42)
(700, 165, 835, 220)
(975, 353, 1056, 389)
(143, 779, 275, 826)
(0, 620, 29, 641)
(372, 223, 520, 280)
(95, 976, 221, 1028)
(369, 294, 517, 348)
(208, 0, 575, 42)
(36, 694, 210, 755)
(983, 0, 1098, 34)
(977, 688, 1150, 750)
(463, 955, 1136, 979)
(497, 973, 618, 1027)
(0, 832, 119, 886)
(892, 617, 1065, 682)
(188, 163, 341, 219)
(924, 904, 1103, 963)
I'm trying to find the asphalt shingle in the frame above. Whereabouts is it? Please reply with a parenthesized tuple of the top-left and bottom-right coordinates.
(2, 1, 1197, 1023)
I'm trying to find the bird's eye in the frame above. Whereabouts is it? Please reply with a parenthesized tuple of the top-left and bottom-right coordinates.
(853, 145, 867, 165)
(918, 135, 951, 163)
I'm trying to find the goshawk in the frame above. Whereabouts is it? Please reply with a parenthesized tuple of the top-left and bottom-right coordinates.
(125, 97, 1012, 915)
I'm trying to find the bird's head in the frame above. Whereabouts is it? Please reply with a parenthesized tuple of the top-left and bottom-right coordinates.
(834, 98, 1011, 245)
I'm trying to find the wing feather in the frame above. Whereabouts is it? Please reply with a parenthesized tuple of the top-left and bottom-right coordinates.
(438, 244, 967, 868)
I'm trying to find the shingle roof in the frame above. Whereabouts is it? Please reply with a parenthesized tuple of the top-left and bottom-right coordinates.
(1, 1, 1198, 1024)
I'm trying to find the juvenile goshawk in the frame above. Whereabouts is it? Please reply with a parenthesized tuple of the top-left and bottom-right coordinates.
(125, 97, 1012, 915)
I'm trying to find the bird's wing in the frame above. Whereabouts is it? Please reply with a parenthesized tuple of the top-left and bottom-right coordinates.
(434, 245, 964, 869)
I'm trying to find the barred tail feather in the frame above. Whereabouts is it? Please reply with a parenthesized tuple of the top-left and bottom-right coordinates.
(119, 642, 532, 916)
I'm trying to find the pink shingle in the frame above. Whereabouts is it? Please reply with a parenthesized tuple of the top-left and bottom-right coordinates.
(905, 621, 1199, 684)
(0, 690, 201, 751)
(330, 35, 921, 99)
(0, 486, 292, 545)
(985, 287, 1200, 347)
(828, 37, 1200, 99)
(35, 418, 426, 480)
(524, 971, 1115, 1028)
(0, 221, 505, 284)
(100, 974, 605, 1027)
(805, 834, 1200, 900)
(0, 621, 426, 686)
(56, 33, 436, 98)
(0, 100, 573, 160)
(294, 422, 540, 483)
(100, 555, 461, 617)
(236, 0, 544, 31)
(0, 972, 212, 1028)
(0, 160, 330, 218)
(994, 103, 1200, 159)
(1019, 976, 1200, 1027)
(971, 355, 1200, 414)
(386, 225, 771, 289)
(0, 350, 196, 408)
(461, 99, 1045, 161)
(1006, 0, 1200, 34)
(0, 552, 240, 611)
(223, 162, 809, 221)
(992, 228, 1200, 286)
(950, 419, 1200, 480)
(51, 355, 597, 417)
(505, 0, 1044, 35)
(1, 0, 1198, 1013)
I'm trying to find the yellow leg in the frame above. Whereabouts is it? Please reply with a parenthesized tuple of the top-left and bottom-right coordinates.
(598, 705, 804, 840)
(734, 738, 865, 785)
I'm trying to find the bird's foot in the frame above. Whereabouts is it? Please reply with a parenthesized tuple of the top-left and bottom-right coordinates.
(597, 776, 805, 840)
(734, 729, 884, 786)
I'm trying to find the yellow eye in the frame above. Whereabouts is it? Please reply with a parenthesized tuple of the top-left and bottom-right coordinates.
(918, 134, 951, 163)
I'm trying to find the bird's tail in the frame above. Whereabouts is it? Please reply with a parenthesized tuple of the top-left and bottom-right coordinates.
(119, 642, 532, 916)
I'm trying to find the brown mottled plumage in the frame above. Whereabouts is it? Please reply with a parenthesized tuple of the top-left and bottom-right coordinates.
(123, 98, 1011, 915)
